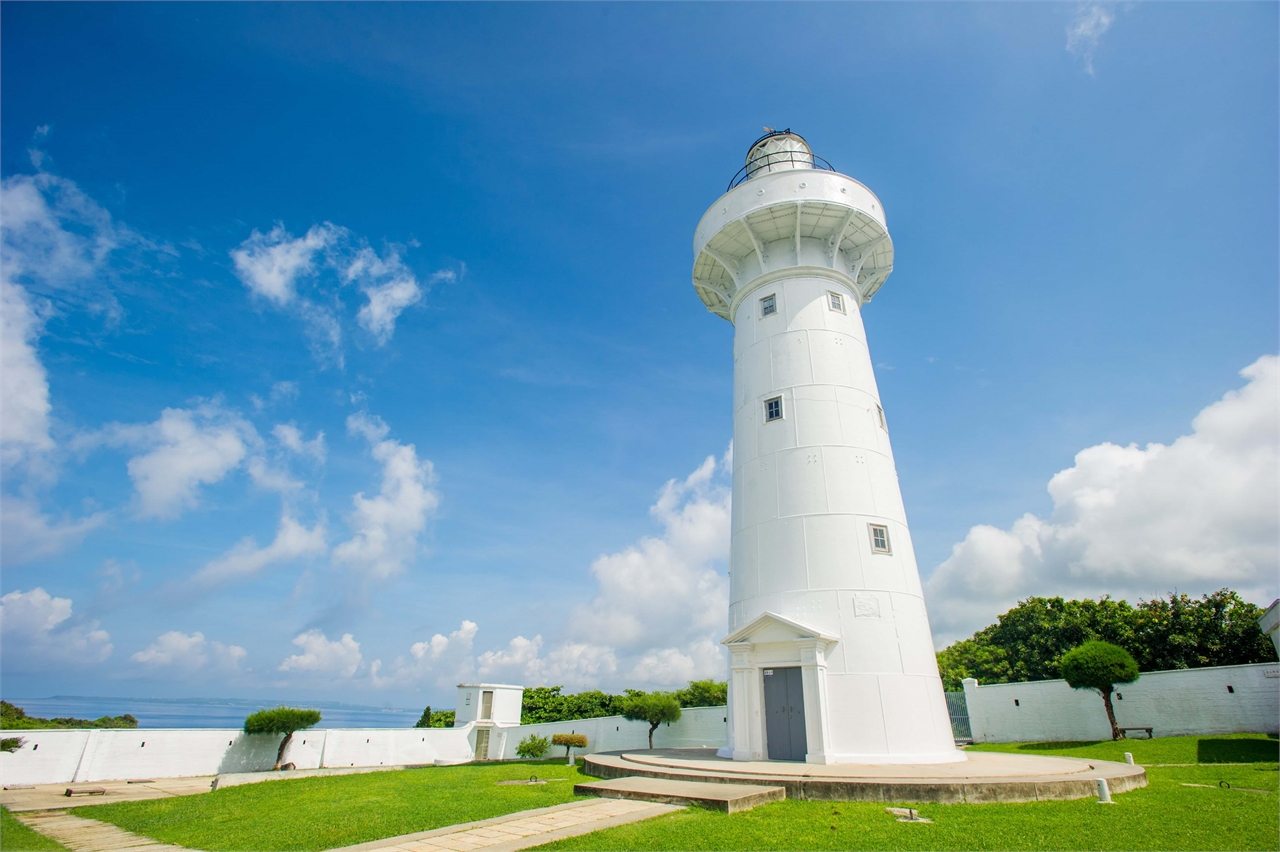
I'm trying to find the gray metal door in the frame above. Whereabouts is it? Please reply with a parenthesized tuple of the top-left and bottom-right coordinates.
(763, 667, 807, 761)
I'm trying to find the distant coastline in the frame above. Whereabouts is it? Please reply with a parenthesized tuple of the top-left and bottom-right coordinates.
(2, 696, 434, 729)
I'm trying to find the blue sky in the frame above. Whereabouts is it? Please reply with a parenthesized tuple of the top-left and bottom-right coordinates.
(2, 3, 1276, 708)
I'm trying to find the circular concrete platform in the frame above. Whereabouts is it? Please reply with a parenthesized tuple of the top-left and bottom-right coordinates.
(583, 748, 1147, 804)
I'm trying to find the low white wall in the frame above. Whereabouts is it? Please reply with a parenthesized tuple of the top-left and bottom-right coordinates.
(963, 662, 1280, 743)
(0, 708, 727, 786)
(0, 726, 470, 786)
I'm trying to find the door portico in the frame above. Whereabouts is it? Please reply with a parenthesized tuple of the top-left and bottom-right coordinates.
(721, 612, 839, 764)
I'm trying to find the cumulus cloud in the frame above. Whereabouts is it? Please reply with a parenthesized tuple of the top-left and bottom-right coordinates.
(332, 413, 440, 580)
(1066, 3, 1116, 75)
(0, 278, 53, 470)
(925, 355, 1279, 645)
(279, 629, 363, 678)
(402, 452, 733, 692)
(0, 588, 112, 669)
(230, 223, 340, 307)
(131, 631, 246, 672)
(83, 401, 260, 519)
(231, 224, 452, 362)
(193, 512, 327, 586)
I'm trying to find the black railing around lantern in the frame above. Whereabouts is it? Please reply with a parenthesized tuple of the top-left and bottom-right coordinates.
(728, 150, 836, 191)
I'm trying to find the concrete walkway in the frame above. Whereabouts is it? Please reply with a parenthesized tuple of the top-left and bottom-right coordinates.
(1, 777, 216, 813)
(12, 797, 679, 852)
(14, 810, 196, 852)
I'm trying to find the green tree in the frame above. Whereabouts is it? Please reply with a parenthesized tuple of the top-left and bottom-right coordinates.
(244, 707, 322, 770)
(414, 706, 433, 728)
(674, 679, 727, 708)
(430, 710, 455, 728)
(1059, 641, 1139, 740)
(621, 692, 682, 749)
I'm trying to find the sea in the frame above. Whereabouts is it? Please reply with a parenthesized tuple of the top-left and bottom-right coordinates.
(3, 696, 427, 729)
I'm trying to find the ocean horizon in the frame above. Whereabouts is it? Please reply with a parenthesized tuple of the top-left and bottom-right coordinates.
(2, 695, 437, 729)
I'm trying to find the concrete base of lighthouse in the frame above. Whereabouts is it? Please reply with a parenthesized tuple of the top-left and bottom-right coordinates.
(583, 749, 1148, 804)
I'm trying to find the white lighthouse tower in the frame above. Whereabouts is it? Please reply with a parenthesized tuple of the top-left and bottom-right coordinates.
(694, 130, 961, 765)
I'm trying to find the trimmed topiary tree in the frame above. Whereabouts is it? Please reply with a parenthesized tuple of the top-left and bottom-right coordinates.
(621, 692, 682, 749)
(244, 707, 322, 770)
(1059, 641, 1139, 740)
(551, 733, 587, 764)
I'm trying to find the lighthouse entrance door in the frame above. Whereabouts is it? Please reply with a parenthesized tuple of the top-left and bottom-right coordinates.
(763, 666, 807, 761)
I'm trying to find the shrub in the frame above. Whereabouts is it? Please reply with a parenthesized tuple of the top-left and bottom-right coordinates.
(1, 737, 25, 753)
(414, 706, 433, 728)
(675, 679, 727, 708)
(1060, 641, 1139, 740)
(516, 734, 550, 759)
(244, 707, 322, 769)
(551, 732, 587, 758)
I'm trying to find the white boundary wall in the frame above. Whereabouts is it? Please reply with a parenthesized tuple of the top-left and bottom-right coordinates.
(963, 662, 1280, 743)
(0, 707, 729, 786)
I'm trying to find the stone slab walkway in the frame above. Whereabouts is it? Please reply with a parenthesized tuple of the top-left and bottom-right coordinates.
(331, 798, 680, 852)
(2, 778, 216, 813)
(14, 810, 196, 852)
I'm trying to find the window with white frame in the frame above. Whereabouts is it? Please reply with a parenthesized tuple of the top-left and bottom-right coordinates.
(764, 396, 783, 422)
(760, 294, 777, 317)
(828, 291, 845, 313)
(869, 524, 891, 554)
(876, 405, 887, 430)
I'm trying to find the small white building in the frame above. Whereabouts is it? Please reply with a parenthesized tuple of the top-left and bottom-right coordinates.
(454, 683, 524, 760)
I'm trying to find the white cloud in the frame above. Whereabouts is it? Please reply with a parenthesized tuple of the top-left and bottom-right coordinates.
(348, 249, 453, 345)
(0, 279, 53, 470)
(1066, 3, 1116, 75)
(925, 355, 1280, 646)
(132, 630, 246, 672)
(193, 512, 327, 586)
(247, 457, 304, 494)
(279, 629, 362, 678)
(0, 497, 107, 564)
(85, 401, 259, 519)
(437, 451, 732, 691)
(0, 588, 112, 668)
(273, 423, 326, 462)
(332, 413, 440, 580)
(230, 223, 340, 307)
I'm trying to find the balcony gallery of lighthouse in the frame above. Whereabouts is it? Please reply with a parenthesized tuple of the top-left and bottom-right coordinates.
(693, 129, 961, 765)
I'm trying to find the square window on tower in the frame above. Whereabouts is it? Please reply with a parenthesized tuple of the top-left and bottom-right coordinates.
(764, 396, 783, 422)
(760, 294, 777, 317)
(828, 291, 845, 313)
(869, 524, 891, 554)
(876, 405, 887, 430)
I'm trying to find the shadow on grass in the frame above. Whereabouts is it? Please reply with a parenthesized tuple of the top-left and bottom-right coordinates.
(1197, 737, 1280, 763)
(1006, 741, 1105, 751)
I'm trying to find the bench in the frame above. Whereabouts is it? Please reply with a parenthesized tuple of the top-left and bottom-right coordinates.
(1118, 727, 1153, 739)
(64, 787, 107, 797)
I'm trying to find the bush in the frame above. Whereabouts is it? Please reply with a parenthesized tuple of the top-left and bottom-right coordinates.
(516, 734, 550, 759)
(1, 737, 25, 753)
(1060, 641, 1139, 740)
(1, 701, 138, 730)
(414, 706, 433, 728)
(674, 679, 727, 708)
(244, 707, 322, 769)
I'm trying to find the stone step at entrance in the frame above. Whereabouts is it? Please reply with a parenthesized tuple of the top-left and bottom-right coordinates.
(575, 776, 785, 814)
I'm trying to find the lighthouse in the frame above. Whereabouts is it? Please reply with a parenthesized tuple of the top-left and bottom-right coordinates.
(694, 130, 961, 765)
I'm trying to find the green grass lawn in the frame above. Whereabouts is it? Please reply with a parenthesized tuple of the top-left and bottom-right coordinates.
(78, 759, 593, 852)
(1, 806, 71, 852)
(538, 736, 1278, 852)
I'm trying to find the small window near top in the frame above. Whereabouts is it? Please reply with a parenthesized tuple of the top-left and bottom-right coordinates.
(876, 405, 887, 430)
(869, 523, 891, 554)
(760, 294, 777, 317)
(764, 396, 783, 423)
(828, 291, 845, 313)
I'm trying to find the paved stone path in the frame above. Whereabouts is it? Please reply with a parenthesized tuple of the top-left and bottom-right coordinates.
(14, 797, 679, 852)
(14, 810, 196, 852)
